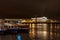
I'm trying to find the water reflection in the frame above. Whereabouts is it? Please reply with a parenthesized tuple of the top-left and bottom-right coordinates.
(29, 31, 48, 40)
(29, 23, 48, 40)
(0, 23, 60, 40)
(29, 23, 60, 40)
(0, 35, 16, 40)
(17, 34, 21, 40)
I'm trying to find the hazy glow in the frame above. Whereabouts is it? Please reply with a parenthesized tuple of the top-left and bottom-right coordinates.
(29, 29, 35, 38)
(4, 23, 13, 26)
(37, 17, 48, 22)
(21, 20, 26, 22)
(32, 24, 35, 29)
(17, 34, 21, 40)
(31, 16, 48, 22)
(43, 31, 47, 36)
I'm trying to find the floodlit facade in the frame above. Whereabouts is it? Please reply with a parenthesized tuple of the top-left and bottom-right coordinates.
(29, 17, 48, 30)
(31, 16, 48, 22)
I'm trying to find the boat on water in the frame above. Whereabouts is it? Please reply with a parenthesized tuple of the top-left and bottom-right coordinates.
(7, 24, 29, 33)
(0, 19, 29, 34)
(4, 23, 29, 33)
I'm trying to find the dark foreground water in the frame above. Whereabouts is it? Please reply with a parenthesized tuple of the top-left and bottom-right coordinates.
(0, 24, 60, 40)
(0, 31, 60, 40)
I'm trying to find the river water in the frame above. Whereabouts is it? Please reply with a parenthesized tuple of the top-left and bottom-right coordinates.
(0, 23, 60, 40)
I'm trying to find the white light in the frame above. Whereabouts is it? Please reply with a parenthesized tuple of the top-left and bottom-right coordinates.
(37, 17, 48, 22)
(31, 16, 48, 22)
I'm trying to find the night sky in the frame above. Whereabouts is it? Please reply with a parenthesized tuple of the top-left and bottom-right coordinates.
(0, 0, 60, 20)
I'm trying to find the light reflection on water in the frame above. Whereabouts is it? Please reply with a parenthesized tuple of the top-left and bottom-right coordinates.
(17, 34, 21, 40)
(29, 23, 48, 40)
(0, 23, 60, 40)
(29, 23, 60, 40)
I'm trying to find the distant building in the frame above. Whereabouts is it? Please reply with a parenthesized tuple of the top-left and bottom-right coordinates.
(31, 16, 48, 22)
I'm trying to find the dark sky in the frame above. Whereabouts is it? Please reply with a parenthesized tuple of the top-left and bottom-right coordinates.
(0, 0, 60, 20)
